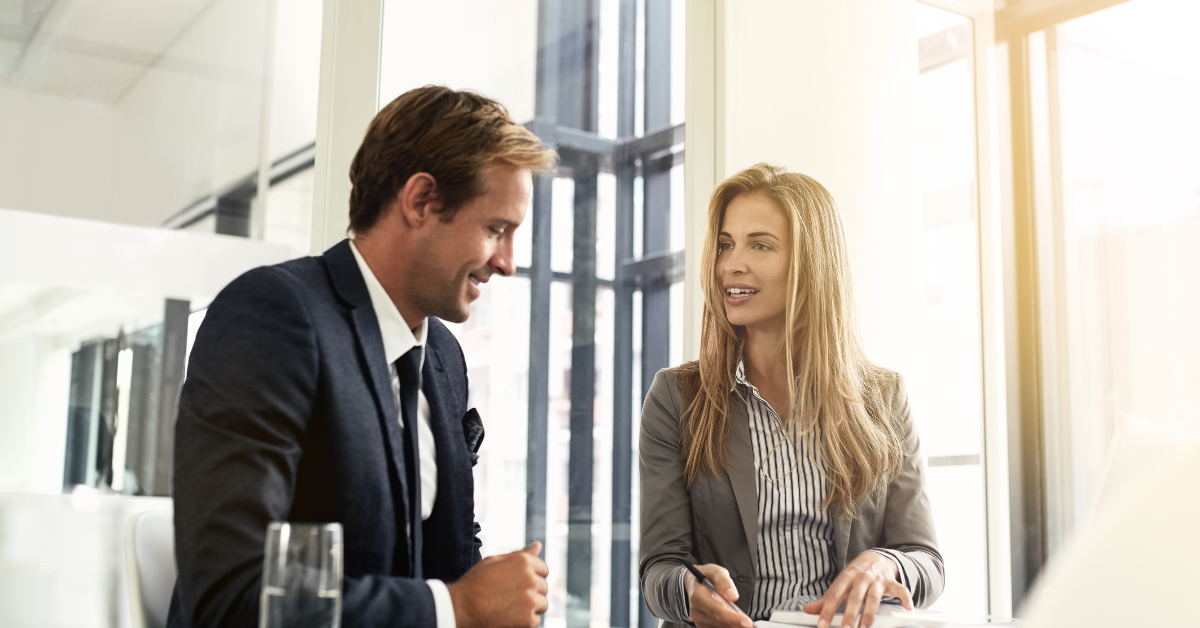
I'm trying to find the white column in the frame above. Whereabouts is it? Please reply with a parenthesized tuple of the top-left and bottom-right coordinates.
(309, 0, 385, 254)
(682, 0, 724, 361)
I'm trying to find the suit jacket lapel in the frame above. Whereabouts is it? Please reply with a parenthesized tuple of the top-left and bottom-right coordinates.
(421, 341, 474, 546)
(421, 343, 465, 496)
(324, 240, 413, 537)
(726, 397, 759, 568)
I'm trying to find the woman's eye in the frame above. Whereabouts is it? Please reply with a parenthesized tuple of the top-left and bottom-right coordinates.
(754, 242, 770, 251)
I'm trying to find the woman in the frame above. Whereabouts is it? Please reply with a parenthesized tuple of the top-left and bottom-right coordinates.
(639, 164, 942, 628)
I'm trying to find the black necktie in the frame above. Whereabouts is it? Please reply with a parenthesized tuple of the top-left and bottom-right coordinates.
(395, 346, 423, 579)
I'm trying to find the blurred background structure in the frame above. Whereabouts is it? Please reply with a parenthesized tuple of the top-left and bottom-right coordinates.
(0, 0, 1196, 626)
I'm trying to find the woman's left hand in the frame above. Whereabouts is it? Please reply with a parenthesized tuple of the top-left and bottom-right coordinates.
(801, 551, 913, 628)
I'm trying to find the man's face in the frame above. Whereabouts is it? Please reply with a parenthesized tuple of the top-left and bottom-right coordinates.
(410, 164, 532, 323)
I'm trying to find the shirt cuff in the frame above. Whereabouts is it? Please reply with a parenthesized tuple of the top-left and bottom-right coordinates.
(868, 549, 911, 593)
(677, 565, 692, 621)
(427, 579, 456, 628)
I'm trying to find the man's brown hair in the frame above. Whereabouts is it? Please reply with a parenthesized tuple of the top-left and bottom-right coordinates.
(348, 86, 556, 234)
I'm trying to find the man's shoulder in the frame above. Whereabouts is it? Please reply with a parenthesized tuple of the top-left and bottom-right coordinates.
(217, 254, 330, 304)
(260, 254, 328, 290)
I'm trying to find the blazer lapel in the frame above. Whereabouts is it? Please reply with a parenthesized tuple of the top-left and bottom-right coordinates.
(725, 397, 759, 567)
(421, 343, 465, 488)
(323, 240, 413, 539)
(421, 341, 473, 531)
(834, 513, 851, 569)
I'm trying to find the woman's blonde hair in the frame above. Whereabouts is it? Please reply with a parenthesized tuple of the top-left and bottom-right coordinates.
(683, 163, 904, 518)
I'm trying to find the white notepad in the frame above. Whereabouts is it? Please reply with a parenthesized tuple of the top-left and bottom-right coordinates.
(758, 595, 1007, 627)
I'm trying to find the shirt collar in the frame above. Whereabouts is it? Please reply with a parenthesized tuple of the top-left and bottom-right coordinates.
(734, 357, 748, 392)
(349, 240, 426, 366)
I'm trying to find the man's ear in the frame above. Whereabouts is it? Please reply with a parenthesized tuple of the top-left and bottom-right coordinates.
(396, 172, 441, 227)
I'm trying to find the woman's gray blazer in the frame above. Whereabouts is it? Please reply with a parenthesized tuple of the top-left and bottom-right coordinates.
(639, 365, 944, 626)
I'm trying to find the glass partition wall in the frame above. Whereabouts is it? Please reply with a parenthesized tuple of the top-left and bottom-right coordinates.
(0, 1, 319, 624)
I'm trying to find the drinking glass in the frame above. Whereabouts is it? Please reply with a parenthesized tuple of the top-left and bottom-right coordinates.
(260, 522, 343, 628)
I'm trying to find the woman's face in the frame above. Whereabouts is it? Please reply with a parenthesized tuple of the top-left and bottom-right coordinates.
(716, 192, 791, 331)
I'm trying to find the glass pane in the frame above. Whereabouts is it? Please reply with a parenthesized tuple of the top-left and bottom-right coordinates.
(515, 191, 535, 270)
(0, 0, 277, 231)
(1050, 0, 1200, 530)
(597, 173, 617, 281)
(591, 286, 617, 625)
(0, 0, 320, 498)
(264, 168, 315, 255)
(546, 280, 573, 626)
(911, 2, 987, 616)
(552, 178, 577, 275)
(442, 276, 533, 556)
(378, 0, 538, 121)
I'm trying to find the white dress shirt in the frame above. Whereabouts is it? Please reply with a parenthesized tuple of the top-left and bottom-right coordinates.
(350, 241, 455, 628)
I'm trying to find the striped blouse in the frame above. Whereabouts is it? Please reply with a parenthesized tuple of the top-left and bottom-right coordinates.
(678, 360, 910, 620)
(736, 359, 836, 618)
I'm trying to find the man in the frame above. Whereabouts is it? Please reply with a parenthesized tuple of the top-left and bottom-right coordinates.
(168, 86, 557, 628)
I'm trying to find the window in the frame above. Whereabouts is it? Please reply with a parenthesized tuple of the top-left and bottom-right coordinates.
(1027, 0, 1200, 548)
(373, 2, 686, 627)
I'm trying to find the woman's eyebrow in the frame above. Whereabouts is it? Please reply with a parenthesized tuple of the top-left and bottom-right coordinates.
(718, 231, 780, 240)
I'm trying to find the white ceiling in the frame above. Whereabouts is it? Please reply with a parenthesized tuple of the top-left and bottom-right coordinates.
(0, 0, 217, 103)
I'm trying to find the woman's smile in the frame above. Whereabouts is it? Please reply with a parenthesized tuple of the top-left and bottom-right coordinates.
(723, 283, 761, 306)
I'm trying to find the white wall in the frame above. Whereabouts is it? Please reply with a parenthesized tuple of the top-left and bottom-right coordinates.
(0, 335, 70, 494)
(717, 0, 923, 376)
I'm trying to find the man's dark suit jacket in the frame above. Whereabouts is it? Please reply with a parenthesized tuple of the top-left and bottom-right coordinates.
(167, 239, 483, 628)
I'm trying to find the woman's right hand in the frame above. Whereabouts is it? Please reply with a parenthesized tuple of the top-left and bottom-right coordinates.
(684, 564, 753, 628)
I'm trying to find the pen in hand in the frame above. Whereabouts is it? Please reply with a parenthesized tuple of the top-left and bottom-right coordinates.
(684, 563, 749, 617)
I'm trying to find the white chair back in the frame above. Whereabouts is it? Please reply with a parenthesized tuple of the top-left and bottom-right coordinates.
(125, 511, 176, 628)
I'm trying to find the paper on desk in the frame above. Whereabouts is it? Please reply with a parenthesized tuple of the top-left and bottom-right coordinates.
(760, 595, 1005, 627)
(757, 610, 1008, 627)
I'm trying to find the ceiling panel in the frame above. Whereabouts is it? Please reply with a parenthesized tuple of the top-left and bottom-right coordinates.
(0, 37, 20, 75)
(164, 0, 265, 76)
(0, 2, 24, 30)
(1, 0, 218, 103)
(44, 0, 211, 56)
(14, 44, 143, 102)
